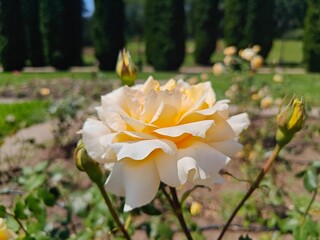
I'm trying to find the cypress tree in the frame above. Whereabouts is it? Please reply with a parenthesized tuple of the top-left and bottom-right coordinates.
(40, 0, 83, 70)
(0, 0, 27, 71)
(93, 0, 125, 70)
(223, 0, 248, 49)
(145, 0, 185, 70)
(22, 0, 46, 67)
(192, 0, 219, 65)
(64, 0, 83, 66)
(304, 0, 320, 72)
(244, 0, 275, 58)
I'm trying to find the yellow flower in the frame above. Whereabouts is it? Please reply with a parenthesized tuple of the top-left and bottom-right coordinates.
(116, 49, 137, 86)
(190, 201, 202, 216)
(273, 74, 283, 83)
(252, 45, 261, 53)
(223, 46, 237, 56)
(81, 77, 250, 211)
(250, 55, 263, 70)
(212, 63, 225, 76)
(260, 96, 273, 109)
(39, 87, 51, 96)
(0, 218, 17, 240)
(276, 97, 306, 147)
(239, 48, 256, 61)
(251, 93, 260, 101)
(223, 55, 233, 66)
(200, 73, 209, 81)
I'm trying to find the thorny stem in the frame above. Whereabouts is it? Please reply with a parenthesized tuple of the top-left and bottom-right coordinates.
(217, 144, 282, 240)
(96, 184, 131, 240)
(169, 187, 193, 240)
(303, 188, 318, 219)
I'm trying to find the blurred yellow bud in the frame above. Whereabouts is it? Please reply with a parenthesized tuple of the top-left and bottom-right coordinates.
(223, 46, 237, 56)
(251, 93, 260, 101)
(252, 45, 261, 53)
(250, 55, 263, 70)
(200, 73, 209, 81)
(239, 48, 255, 61)
(190, 201, 202, 216)
(212, 62, 225, 76)
(74, 140, 104, 185)
(276, 97, 306, 147)
(273, 74, 283, 83)
(39, 87, 51, 96)
(260, 96, 273, 109)
(0, 218, 17, 240)
(116, 49, 137, 86)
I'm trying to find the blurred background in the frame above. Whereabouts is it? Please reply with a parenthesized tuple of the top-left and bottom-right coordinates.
(0, 0, 318, 72)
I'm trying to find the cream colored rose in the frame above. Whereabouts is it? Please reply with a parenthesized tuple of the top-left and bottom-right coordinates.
(212, 63, 225, 76)
(81, 77, 250, 211)
(0, 218, 17, 240)
(250, 55, 263, 70)
(223, 46, 237, 56)
(239, 48, 256, 61)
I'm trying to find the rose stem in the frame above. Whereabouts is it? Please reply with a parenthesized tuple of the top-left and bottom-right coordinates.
(97, 184, 131, 240)
(169, 187, 193, 240)
(217, 144, 281, 240)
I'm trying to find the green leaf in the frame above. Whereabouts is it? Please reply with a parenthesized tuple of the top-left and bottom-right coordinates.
(239, 235, 253, 240)
(24, 174, 46, 191)
(14, 201, 28, 220)
(0, 205, 6, 217)
(152, 222, 174, 240)
(278, 218, 299, 232)
(312, 161, 320, 170)
(38, 188, 58, 207)
(293, 219, 319, 239)
(141, 202, 161, 216)
(303, 168, 318, 192)
(34, 161, 49, 173)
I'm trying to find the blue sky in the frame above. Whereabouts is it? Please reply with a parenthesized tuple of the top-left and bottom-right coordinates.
(83, 0, 94, 17)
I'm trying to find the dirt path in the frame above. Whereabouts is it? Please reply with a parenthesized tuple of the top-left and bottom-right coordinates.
(0, 121, 54, 164)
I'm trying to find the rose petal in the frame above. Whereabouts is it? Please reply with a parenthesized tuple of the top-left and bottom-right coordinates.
(155, 153, 180, 187)
(105, 158, 160, 211)
(179, 99, 230, 124)
(176, 141, 229, 184)
(82, 118, 111, 161)
(154, 120, 214, 138)
(111, 139, 176, 160)
(209, 139, 242, 157)
(205, 114, 236, 142)
(227, 113, 250, 135)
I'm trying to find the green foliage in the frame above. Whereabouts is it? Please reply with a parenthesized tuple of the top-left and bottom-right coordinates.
(244, 0, 275, 58)
(39, 0, 83, 70)
(223, 0, 248, 49)
(192, 0, 219, 65)
(21, 0, 46, 67)
(0, 0, 27, 71)
(145, 0, 185, 70)
(303, 0, 320, 72)
(274, 0, 306, 38)
(93, 0, 125, 70)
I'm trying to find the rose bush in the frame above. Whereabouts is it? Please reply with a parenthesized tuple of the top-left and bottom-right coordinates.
(81, 77, 249, 211)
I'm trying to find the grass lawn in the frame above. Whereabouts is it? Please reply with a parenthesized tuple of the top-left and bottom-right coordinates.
(0, 100, 50, 141)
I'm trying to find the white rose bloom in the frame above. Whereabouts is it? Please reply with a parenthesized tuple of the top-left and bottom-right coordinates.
(81, 77, 250, 211)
